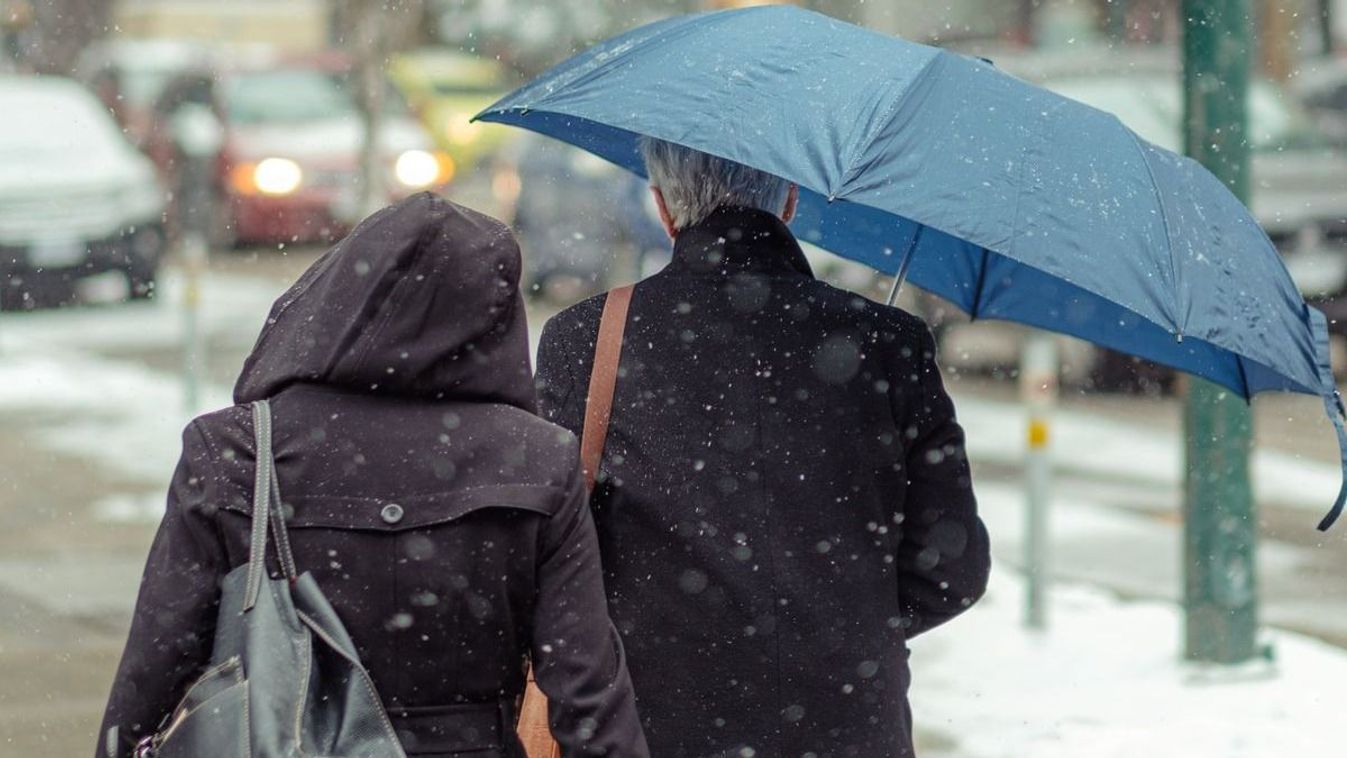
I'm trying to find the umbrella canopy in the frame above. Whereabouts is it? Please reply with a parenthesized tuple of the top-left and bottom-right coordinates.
(475, 5, 1347, 529)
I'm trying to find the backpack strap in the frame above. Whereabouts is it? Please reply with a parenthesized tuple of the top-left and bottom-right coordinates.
(244, 399, 298, 612)
(579, 284, 634, 492)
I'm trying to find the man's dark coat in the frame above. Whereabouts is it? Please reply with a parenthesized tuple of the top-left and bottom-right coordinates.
(99, 194, 648, 758)
(536, 206, 991, 757)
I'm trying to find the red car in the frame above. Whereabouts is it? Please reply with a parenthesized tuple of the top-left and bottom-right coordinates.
(147, 55, 453, 247)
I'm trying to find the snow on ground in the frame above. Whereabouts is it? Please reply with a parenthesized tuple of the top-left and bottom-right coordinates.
(0, 270, 263, 506)
(0, 268, 278, 354)
(972, 479, 1315, 603)
(911, 567, 1346, 758)
(0, 347, 230, 486)
(955, 393, 1343, 514)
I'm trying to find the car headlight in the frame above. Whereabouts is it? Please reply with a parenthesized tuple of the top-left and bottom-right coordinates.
(251, 158, 303, 196)
(395, 149, 454, 188)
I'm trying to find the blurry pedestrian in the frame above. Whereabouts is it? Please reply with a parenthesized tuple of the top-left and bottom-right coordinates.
(99, 193, 648, 757)
(536, 139, 991, 756)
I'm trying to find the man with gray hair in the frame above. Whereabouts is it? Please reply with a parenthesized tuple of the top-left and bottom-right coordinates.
(536, 137, 989, 756)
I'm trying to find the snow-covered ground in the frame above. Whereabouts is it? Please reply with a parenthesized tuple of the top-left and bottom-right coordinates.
(912, 568, 1345, 757)
(957, 392, 1343, 515)
(0, 270, 266, 498)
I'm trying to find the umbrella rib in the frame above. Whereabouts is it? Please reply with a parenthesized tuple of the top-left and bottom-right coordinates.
(1235, 354, 1252, 400)
(1120, 120, 1184, 338)
(968, 246, 991, 321)
(840, 51, 945, 194)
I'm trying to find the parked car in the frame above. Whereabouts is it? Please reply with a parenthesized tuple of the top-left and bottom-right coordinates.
(147, 55, 453, 247)
(0, 76, 166, 310)
(75, 38, 211, 148)
(387, 48, 515, 175)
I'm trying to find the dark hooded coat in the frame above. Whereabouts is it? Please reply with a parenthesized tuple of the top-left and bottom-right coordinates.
(535, 206, 991, 758)
(98, 194, 649, 758)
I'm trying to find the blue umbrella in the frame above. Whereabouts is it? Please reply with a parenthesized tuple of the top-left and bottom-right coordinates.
(476, 5, 1347, 529)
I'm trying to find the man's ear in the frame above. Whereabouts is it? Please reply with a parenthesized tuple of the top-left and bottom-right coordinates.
(651, 186, 677, 239)
(781, 185, 799, 224)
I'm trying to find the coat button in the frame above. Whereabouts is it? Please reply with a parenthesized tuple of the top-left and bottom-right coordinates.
(380, 503, 404, 525)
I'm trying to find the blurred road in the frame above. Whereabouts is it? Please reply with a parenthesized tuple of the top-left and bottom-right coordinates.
(1, 208, 1346, 755)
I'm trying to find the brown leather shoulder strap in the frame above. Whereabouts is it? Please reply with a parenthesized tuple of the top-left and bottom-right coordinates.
(580, 284, 634, 492)
(518, 285, 634, 758)
(517, 669, 559, 758)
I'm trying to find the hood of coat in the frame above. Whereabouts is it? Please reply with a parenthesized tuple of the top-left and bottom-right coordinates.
(234, 192, 536, 412)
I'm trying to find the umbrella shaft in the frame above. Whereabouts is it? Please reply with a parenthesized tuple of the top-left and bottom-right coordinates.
(886, 227, 923, 307)
(885, 268, 905, 307)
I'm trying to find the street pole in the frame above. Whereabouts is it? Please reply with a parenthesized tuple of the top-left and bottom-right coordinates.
(356, 0, 387, 219)
(1181, 0, 1260, 665)
(171, 104, 223, 415)
(1021, 331, 1057, 630)
(181, 231, 206, 414)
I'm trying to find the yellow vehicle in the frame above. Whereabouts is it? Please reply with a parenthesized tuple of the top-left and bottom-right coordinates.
(387, 49, 514, 175)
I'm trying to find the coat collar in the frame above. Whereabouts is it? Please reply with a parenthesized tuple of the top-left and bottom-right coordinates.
(667, 205, 815, 279)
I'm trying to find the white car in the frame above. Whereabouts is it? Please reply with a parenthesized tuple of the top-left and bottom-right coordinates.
(0, 76, 166, 310)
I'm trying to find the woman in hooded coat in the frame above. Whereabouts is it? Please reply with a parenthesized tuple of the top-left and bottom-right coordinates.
(97, 193, 648, 757)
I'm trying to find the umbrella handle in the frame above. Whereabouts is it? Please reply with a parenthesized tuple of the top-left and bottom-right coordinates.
(1318, 391, 1347, 531)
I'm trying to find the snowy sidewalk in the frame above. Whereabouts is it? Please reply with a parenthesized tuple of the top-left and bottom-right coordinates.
(913, 393, 1347, 756)
(950, 384, 1347, 646)
(910, 567, 1347, 757)
(953, 391, 1343, 516)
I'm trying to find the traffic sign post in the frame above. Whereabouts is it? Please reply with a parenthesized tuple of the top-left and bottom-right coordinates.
(1021, 331, 1057, 630)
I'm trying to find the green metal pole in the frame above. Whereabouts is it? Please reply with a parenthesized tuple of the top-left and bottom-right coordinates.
(1181, 0, 1259, 665)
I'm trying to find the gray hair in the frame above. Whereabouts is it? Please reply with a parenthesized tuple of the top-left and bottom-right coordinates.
(638, 136, 792, 231)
